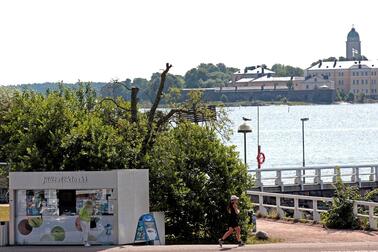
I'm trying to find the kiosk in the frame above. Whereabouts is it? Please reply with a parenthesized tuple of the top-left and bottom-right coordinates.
(8, 170, 149, 245)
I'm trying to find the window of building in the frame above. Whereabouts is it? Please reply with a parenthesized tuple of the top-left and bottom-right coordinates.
(357, 80, 359, 84)
(353, 80, 355, 84)
(357, 72, 359, 76)
(366, 72, 368, 76)
(353, 72, 355, 76)
(306, 85, 309, 89)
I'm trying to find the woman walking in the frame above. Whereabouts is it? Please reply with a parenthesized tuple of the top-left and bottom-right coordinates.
(218, 195, 244, 247)
(79, 200, 94, 247)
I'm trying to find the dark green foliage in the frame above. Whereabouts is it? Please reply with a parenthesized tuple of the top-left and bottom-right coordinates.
(271, 64, 304, 77)
(0, 85, 252, 243)
(346, 92, 355, 102)
(184, 63, 238, 88)
(321, 168, 360, 229)
(321, 167, 378, 229)
(0, 84, 140, 172)
(147, 122, 253, 242)
(336, 89, 346, 101)
(9, 82, 106, 94)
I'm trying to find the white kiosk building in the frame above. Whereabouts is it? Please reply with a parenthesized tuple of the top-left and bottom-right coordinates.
(8, 170, 153, 245)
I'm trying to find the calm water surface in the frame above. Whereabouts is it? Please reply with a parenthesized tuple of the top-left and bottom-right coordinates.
(227, 104, 378, 169)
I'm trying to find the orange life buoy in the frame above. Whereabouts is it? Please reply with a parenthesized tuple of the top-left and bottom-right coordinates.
(257, 152, 265, 165)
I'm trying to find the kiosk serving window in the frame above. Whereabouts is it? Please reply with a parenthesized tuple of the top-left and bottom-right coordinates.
(16, 189, 114, 217)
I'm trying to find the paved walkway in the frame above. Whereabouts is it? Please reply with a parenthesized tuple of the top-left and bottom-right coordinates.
(258, 218, 378, 242)
(3, 243, 378, 252)
(2, 219, 378, 251)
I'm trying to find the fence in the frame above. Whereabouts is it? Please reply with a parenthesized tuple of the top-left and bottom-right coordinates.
(247, 190, 378, 230)
(249, 164, 378, 191)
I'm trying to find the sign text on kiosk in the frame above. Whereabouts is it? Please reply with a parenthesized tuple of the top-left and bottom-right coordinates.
(42, 175, 88, 185)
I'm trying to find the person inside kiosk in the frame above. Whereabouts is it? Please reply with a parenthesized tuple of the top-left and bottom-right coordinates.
(16, 189, 114, 244)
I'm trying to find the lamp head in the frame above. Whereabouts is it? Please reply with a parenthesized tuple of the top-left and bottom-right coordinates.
(238, 122, 252, 133)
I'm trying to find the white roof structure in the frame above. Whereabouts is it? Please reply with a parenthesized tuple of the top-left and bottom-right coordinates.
(234, 66, 275, 75)
(235, 78, 256, 83)
(251, 76, 304, 82)
(235, 76, 304, 84)
(307, 60, 378, 71)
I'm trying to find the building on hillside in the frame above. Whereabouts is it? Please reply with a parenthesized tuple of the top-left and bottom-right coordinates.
(297, 75, 335, 91)
(234, 75, 305, 90)
(306, 60, 378, 96)
(346, 27, 361, 60)
(231, 66, 275, 85)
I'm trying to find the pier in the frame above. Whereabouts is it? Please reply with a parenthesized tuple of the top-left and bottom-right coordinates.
(249, 164, 378, 196)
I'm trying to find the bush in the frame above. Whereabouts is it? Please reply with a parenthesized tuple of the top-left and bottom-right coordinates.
(148, 122, 253, 243)
(321, 168, 360, 229)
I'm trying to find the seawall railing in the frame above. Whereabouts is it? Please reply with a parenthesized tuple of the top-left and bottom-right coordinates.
(247, 190, 378, 230)
(249, 164, 378, 191)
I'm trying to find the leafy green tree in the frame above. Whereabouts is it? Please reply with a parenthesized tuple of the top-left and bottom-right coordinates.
(148, 122, 253, 242)
(0, 65, 252, 243)
(336, 89, 346, 101)
(0, 84, 140, 172)
(184, 63, 238, 88)
(271, 64, 304, 77)
(146, 73, 185, 103)
(346, 92, 355, 102)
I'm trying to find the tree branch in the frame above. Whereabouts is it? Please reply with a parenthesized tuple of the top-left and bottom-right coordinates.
(148, 63, 172, 128)
(138, 63, 172, 167)
(97, 98, 131, 112)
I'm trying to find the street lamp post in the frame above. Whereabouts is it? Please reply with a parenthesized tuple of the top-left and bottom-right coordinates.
(301, 117, 309, 184)
(300, 118, 309, 167)
(238, 122, 252, 167)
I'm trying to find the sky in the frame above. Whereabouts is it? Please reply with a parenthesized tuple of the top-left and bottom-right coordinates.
(1, 0, 378, 85)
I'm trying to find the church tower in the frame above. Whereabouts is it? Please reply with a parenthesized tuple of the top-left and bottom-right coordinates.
(346, 26, 361, 60)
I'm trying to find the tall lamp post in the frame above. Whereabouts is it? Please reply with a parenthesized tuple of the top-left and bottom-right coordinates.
(238, 122, 252, 167)
(300, 118, 309, 167)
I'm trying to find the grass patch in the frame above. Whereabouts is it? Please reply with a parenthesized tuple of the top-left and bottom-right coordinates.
(246, 234, 283, 244)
